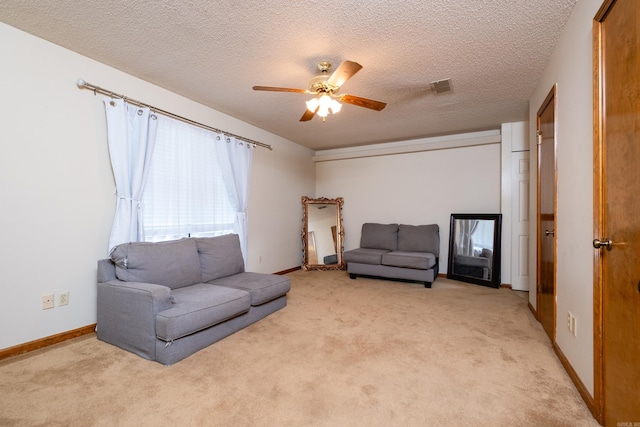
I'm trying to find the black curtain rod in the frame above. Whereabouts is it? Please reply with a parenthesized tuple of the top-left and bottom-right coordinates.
(76, 78, 272, 151)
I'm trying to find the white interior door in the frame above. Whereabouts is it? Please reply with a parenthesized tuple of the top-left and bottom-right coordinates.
(511, 150, 530, 291)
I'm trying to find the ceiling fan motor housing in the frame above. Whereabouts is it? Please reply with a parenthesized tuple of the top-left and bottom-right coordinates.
(309, 76, 339, 94)
(309, 62, 339, 94)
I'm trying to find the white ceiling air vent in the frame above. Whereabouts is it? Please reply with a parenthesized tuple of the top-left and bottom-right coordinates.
(430, 78, 453, 94)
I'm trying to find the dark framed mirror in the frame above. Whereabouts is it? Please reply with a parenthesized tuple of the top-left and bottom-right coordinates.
(302, 196, 345, 270)
(447, 213, 502, 288)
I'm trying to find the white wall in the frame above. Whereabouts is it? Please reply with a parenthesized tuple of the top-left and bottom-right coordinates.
(0, 23, 314, 350)
(528, 0, 602, 396)
(315, 136, 501, 273)
(248, 140, 315, 272)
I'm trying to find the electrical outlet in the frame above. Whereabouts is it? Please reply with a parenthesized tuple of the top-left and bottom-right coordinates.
(58, 291, 69, 306)
(259, 255, 262, 263)
(42, 294, 54, 310)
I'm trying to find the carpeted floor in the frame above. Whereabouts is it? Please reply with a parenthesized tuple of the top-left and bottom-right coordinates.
(0, 270, 599, 426)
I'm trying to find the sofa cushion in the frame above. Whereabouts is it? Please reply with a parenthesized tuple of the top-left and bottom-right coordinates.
(397, 224, 440, 255)
(381, 251, 437, 270)
(156, 284, 250, 342)
(110, 238, 202, 289)
(454, 254, 490, 268)
(360, 223, 399, 251)
(209, 272, 291, 306)
(343, 248, 390, 265)
(195, 234, 245, 282)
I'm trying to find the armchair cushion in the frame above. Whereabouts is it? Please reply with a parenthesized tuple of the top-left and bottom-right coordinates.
(397, 224, 440, 255)
(343, 248, 390, 265)
(209, 272, 291, 306)
(360, 223, 399, 251)
(195, 234, 245, 282)
(381, 251, 437, 270)
(156, 284, 250, 342)
(110, 238, 202, 289)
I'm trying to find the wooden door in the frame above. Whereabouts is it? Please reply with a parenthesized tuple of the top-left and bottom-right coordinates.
(537, 86, 556, 341)
(594, 0, 640, 424)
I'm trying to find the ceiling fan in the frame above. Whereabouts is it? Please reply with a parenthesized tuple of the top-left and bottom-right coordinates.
(252, 60, 386, 122)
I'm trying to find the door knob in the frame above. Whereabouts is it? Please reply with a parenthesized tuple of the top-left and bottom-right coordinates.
(545, 229, 555, 236)
(593, 238, 613, 251)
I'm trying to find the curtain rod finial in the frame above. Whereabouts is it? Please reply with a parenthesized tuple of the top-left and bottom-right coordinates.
(77, 78, 86, 88)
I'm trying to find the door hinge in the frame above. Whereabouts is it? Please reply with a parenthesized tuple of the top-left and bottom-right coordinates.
(536, 130, 543, 146)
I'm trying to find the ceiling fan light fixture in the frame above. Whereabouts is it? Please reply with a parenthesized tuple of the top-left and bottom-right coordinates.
(306, 97, 320, 113)
(253, 60, 385, 122)
(330, 99, 342, 114)
(317, 99, 330, 117)
(307, 94, 342, 118)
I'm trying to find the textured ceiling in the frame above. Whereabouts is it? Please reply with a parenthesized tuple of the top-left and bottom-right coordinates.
(0, 0, 577, 150)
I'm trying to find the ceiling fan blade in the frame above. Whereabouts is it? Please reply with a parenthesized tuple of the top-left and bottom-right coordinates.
(340, 94, 387, 111)
(327, 60, 363, 88)
(252, 86, 309, 93)
(300, 107, 318, 122)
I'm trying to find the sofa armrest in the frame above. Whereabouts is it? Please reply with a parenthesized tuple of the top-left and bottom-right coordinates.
(97, 259, 116, 282)
(97, 279, 173, 361)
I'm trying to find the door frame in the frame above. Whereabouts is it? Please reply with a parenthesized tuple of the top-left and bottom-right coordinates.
(536, 85, 558, 335)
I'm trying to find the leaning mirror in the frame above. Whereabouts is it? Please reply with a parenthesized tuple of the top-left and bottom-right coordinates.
(447, 213, 502, 288)
(302, 196, 344, 270)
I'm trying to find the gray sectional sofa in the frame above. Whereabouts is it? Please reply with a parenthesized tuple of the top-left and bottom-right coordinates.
(343, 223, 440, 288)
(96, 234, 290, 365)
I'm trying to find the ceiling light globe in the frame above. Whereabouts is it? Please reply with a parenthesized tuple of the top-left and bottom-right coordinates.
(306, 98, 319, 112)
(319, 94, 332, 109)
(306, 94, 342, 118)
(317, 105, 330, 117)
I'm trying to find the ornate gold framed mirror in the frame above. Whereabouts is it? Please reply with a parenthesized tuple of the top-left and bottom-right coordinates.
(302, 196, 344, 270)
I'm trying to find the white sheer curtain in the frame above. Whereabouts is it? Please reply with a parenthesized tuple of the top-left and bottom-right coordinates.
(472, 220, 494, 250)
(459, 219, 479, 256)
(141, 118, 236, 242)
(215, 135, 254, 265)
(104, 99, 158, 253)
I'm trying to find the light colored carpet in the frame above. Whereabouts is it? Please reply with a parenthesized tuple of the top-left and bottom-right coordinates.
(0, 271, 599, 426)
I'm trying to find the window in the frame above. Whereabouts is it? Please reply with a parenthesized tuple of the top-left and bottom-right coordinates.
(141, 116, 236, 242)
